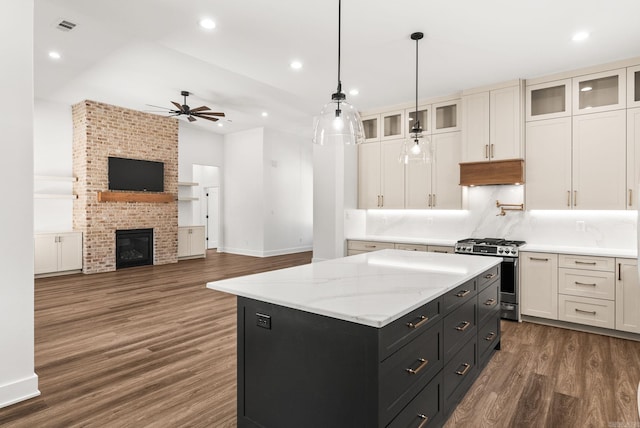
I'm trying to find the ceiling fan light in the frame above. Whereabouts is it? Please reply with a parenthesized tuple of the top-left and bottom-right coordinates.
(199, 18, 216, 30)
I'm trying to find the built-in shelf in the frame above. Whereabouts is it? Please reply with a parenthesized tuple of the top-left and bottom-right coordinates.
(97, 191, 175, 203)
(34, 194, 78, 199)
(35, 175, 78, 182)
(178, 182, 199, 187)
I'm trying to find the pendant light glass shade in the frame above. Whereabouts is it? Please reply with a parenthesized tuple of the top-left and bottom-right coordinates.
(312, 0, 364, 145)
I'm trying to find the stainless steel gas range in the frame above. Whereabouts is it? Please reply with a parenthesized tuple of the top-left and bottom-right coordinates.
(454, 238, 526, 321)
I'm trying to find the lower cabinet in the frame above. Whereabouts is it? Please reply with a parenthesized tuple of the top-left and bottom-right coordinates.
(177, 226, 206, 259)
(347, 239, 454, 256)
(34, 231, 82, 275)
(520, 252, 558, 319)
(616, 258, 640, 333)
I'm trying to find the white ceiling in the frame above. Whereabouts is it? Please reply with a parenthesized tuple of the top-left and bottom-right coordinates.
(34, 0, 640, 137)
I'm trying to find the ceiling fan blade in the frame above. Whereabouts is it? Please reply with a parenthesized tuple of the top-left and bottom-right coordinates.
(195, 115, 219, 122)
(187, 116, 197, 122)
(171, 101, 184, 112)
(195, 111, 225, 117)
(190, 105, 211, 113)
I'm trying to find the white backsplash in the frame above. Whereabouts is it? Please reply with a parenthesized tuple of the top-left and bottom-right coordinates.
(347, 185, 637, 251)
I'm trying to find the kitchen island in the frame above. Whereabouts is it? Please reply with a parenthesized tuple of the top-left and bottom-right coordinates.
(207, 250, 502, 428)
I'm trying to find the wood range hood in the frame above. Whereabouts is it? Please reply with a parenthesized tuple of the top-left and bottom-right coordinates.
(459, 159, 525, 186)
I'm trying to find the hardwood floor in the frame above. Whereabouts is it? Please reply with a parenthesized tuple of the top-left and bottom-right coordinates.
(1, 250, 639, 427)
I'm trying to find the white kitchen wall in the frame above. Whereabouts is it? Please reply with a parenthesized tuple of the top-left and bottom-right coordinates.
(262, 128, 313, 256)
(0, 0, 39, 408)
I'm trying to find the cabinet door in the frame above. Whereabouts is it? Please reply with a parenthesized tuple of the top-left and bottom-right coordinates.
(490, 85, 522, 160)
(572, 69, 626, 115)
(357, 142, 381, 209)
(57, 232, 82, 271)
(361, 114, 380, 142)
(628, 65, 640, 109)
(34, 234, 58, 274)
(189, 227, 206, 256)
(405, 105, 431, 135)
(627, 108, 640, 209)
(526, 79, 572, 121)
(405, 156, 431, 209)
(380, 140, 405, 208)
(525, 118, 572, 209)
(432, 132, 461, 209)
(461, 92, 490, 162)
(432, 99, 461, 134)
(616, 258, 640, 333)
(520, 252, 558, 320)
(177, 227, 191, 258)
(572, 110, 626, 209)
(381, 110, 405, 140)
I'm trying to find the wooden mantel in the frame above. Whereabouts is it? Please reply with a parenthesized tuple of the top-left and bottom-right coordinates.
(97, 191, 175, 203)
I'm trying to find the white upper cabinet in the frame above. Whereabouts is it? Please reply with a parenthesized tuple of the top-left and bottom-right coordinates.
(572, 69, 626, 115)
(461, 91, 490, 162)
(381, 110, 405, 140)
(432, 99, 461, 134)
(357, 140, 405, 209)
(361, 114, 380, 143)
(526, 79, 572, 121)
(405, 105, 431, 136)
(358, 142, 382, 208)
(628, 108, 640, 209)
(628, 65, 640, 108)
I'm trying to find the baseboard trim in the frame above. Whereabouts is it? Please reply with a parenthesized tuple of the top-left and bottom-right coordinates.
(522, 315, 640, 342)
(0, 373, 40, 409)
(221, 246, 312, 258)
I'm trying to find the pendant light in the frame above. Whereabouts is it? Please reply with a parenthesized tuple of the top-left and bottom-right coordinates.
(399, 32, 433, 164)
(312, 0, 364, 145)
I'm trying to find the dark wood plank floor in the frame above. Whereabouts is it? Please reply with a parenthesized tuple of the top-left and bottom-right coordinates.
(1, 250, 639, 427)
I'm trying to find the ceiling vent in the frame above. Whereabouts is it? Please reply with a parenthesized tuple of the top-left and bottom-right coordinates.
(56, 20, 77, 32)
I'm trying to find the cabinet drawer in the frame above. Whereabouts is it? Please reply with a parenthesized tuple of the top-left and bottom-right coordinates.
(443, 298, 477, 360)
(558, 294, 615, 329)
(380, 323, 443, 425)
(478, 314, 500, 362)
(558, 254, 615, 272)
(387, 373, 443, 428)
(379, 298, 442, 361)
(346, 250, 368, 256)
(559, 268, 615, 300)
(428, 245, 454, 254)
(347, 240, 395, 252)
(477, 265, 500, 291)
(395, 243, 428, 252)
(442, 279, 477, 314)
(477, 280, 500, 327)
(443, 337, 477, 409)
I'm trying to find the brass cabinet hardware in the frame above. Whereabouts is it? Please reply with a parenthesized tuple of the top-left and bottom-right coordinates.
(417, 414, 429, 428)
(455, 363, 471, 376)
(484, 298, 497, 306)
(574, 281, 597, 287)
(530, 257, 549, 262)
(433, 250, 448, 253)
(364, 245, 377, 249)
(485, 332, 496, 341)
(485, 144, 489, 159)
(432, 194, 436, 207)
(381, 195, 384, 207)
(575, 261, 597, 265)
(490, 144, 494, 158)
(405, 358, 429, 375)
(455, 289, 470, 298)
(428, 194, 432, 207)
(567, 190, 570, 207)
(406, 315, 429, 329)
(455, 321, 471, 331)
(630, 189, 633, 207)
(574, 190, 577, 206)
(484, 273, 496, 279)
(575, 308, 597, 315)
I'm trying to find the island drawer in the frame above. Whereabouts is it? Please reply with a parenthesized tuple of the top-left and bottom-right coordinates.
(443, 337, 477, 413)
(380, 322, 443, 425)
(477, 280, 500, 327)
(387, 373, 443, 428)
(443, 298, 477, 360)
(442, 278, 477, 314)
(558, 268, 615, 300)
(477, 265, 500, 291)
(478, 315, 500, 363)
(347, 240, 395, 252)
(558, 254, 615, 272)
(379, 298, 442, 361)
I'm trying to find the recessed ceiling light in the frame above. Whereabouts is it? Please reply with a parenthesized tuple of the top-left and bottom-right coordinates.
(290, 60, 303, 70)
(349, 89, 359, 96)
(572, 31, 589, 42)
(48, 51, 61, 60)
(261, 112, 268, 117)
(217, 123, 223, 127)
(199, 18, 216, 30)
(581, 86, 593, 92)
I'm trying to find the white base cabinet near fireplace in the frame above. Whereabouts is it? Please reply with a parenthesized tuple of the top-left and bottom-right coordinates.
(178, 226, 206, 259)
(34, 231, 82, 275)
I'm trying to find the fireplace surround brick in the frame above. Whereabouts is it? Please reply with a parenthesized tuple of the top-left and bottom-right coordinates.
(72, 100, 179, 274)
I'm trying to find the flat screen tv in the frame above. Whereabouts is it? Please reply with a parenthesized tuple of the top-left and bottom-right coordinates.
(108, 157, 164, 192)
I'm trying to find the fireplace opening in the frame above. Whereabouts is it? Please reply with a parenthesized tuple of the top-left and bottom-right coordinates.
(116, 228, 153, 269)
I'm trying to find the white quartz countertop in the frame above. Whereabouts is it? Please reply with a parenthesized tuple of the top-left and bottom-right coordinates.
(206, 250, 501, 328)
(346, 235, 458, 247)
(520, 244, 637, 259)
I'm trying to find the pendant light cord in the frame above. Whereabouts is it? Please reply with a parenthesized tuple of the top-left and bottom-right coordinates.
(414, 36, 418, 119)
(337, 0, 341, 90)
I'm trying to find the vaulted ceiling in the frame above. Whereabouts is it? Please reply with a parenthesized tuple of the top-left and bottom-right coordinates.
(35, 0, 640, 137)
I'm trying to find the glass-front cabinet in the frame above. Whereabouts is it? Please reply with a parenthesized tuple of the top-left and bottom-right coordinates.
(432, 99, 461, 133)
(526, 79, 571, 121)
(405, 105, 430, 135)
(628, 65, 640, 108)
(361, 114, 380, 142)
(381, 110, 405, 140)
(572, 69, 626, 115)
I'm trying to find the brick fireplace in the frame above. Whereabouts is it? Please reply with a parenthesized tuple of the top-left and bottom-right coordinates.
(72, 100, 178, 274)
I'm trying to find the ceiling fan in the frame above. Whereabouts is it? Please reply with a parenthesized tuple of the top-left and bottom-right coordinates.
(148, 91, 226, 123)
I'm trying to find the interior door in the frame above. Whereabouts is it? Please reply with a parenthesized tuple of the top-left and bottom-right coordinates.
(206, 187, 220, 249)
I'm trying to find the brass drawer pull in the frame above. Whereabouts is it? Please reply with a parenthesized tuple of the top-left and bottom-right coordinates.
(406, 358, 429, 375)
(484, 273, 496, 279)
(432, 250, 448, 254)
(406, 315, 429, 329)
(575, 308, 597, 315)
(630, 189, 633, 207)
(364, 245, 377, 249)
(417, 414, 429, 428)
(485, 331, 496, 341)
(575, 281, 597, 287)
(456, 289, 470, 298)
(575, 261, 597, 265)
(455, 363, 471, 376)
(484, 298, 497, 306)
(530, 257, 549, 262)
(455, 321, 471, 331)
